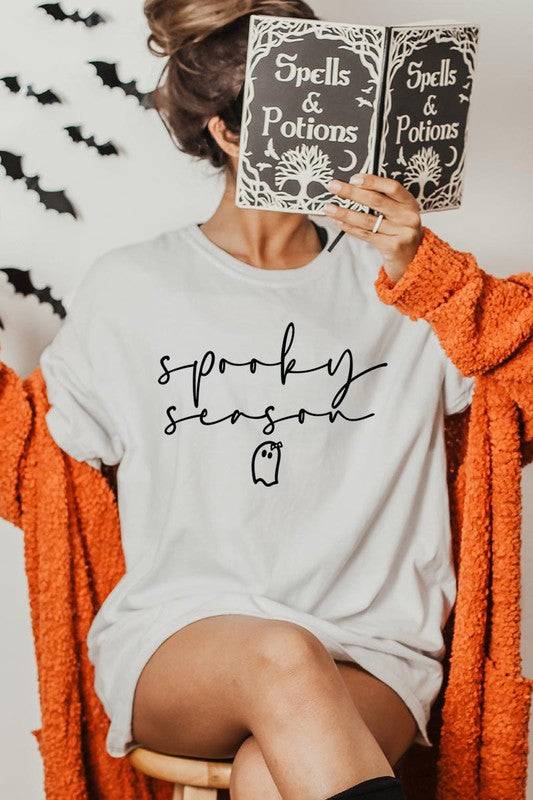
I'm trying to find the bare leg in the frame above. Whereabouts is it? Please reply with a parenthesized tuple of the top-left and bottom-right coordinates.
(131, 615, 412, 800)
(229, 660, 417, 799)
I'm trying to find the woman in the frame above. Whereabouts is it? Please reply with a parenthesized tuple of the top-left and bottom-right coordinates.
(37, 2, 477, 799)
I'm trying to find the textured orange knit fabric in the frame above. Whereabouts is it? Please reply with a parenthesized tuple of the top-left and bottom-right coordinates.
(1, 225, 532, 799)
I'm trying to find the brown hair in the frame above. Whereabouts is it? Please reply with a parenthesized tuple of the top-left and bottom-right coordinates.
(143, 0, 319, 172)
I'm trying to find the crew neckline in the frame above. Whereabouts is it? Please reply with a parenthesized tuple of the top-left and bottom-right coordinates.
(182, 219, 343, 285)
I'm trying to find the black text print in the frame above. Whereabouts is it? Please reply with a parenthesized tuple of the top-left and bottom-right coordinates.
(157, 321, 387, 436)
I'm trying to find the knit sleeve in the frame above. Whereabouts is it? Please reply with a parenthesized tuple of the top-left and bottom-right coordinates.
(0, 360, 32, 528)
(39, 276, 124, 470)
(374, 226, 533, 454)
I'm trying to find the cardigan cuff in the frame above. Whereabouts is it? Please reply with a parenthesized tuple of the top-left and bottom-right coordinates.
(373, 226, 479, 321)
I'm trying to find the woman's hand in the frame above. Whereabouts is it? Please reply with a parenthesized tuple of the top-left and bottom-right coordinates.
(323, 173, 424, 283)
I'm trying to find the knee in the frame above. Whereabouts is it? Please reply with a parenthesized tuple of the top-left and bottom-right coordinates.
(230, 734, 281, 800)
(246, 621, 334, 694)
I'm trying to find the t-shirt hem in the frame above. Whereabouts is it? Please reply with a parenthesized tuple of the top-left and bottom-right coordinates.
(99, 608, 434, 757)
(334, 647, 434, 749)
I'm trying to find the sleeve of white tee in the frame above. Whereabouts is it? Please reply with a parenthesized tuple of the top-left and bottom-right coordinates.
(39, 277, 124, 470)
(441, 354, 476, 416)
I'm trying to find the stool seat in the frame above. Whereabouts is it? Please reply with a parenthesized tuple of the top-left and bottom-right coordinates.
(128, 746, 232, 789)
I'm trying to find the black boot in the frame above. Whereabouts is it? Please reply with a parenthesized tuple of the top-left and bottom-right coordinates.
(325, 775, 406, 800)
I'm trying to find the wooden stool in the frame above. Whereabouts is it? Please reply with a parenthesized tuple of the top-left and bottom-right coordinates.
(128, 746, 233, 799)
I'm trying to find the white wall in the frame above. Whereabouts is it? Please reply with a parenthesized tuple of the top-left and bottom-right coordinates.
(0, 1, 531, 797)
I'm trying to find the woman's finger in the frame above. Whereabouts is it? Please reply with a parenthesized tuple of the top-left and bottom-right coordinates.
(328, 175, 420, 222)
(328, 185, 414, 224)
(330, 216, 391, 247)
(351, 173, 420, 208)
(324, 204, 396, 237)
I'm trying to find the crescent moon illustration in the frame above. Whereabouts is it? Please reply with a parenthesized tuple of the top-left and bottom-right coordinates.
(338, 149, 358, 172)
(444, 145, 458, 167)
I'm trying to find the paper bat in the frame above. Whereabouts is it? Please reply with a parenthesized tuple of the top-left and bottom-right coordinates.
(65, 125, 119, 156)
(26, 85, 62, 104)
(37, 3, 106, 27)
(1, 76, 62, 104)
(0, 75, 21, 93)
(88, 61, 153, 109)
(1, 268, 66, 319)
(0, 150, 78, 218)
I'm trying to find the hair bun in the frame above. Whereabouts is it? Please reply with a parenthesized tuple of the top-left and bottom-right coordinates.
(143, 0, 317, 172)
(144, 0, 314, 56)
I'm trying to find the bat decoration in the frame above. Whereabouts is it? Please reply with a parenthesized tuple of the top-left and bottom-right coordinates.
(27, 85, 62, 104)
(65, 125, 119, 156)
(0, 150, 78, 218)
(264, 138, 280, 161)
(1, 75, 62, 104)
(1, 268, 66, 319)
(37, 3, 106, 27)
(1, 75, 21, 93)
(88, 61, 153, 109)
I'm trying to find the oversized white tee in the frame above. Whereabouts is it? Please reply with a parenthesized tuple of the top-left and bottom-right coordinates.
(39, 218, 475, 757)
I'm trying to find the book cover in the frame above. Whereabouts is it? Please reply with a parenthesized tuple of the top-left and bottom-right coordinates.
(377, 23, 480, 211)
(235, 15, 479, 215)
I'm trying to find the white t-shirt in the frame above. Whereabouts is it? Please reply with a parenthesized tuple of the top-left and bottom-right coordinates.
(39, 219, 475, 756)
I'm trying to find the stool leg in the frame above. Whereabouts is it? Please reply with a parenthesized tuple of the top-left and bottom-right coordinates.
(183, 787, 218, 799)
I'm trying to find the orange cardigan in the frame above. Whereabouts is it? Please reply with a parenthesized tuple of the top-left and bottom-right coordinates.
(1, 225, 532, 800)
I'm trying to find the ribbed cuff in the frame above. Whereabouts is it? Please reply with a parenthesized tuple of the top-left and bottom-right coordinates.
(374, 226, 479, 321)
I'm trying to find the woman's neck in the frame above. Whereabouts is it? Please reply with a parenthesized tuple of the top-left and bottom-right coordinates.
(198, 170, 324, 271)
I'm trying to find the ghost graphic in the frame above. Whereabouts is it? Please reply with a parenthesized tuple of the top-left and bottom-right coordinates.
(251, 440, 283, 486)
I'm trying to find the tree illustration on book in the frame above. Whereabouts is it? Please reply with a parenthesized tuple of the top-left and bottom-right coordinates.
(403, 146, 443, 203)
(274, 144, 334, 205)
(236, 16, 479, 214)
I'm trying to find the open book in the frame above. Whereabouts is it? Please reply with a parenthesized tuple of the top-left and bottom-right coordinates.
(235, 16, 480, 215)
